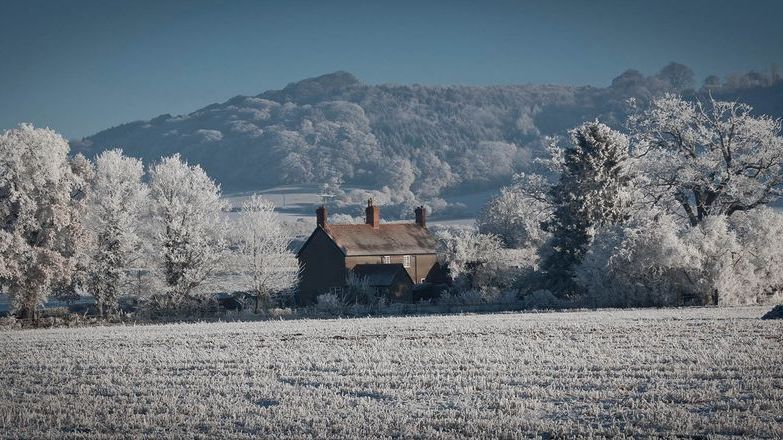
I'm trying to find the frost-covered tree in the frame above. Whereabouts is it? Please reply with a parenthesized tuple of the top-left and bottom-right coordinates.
(729, 207, 783, 301)
(577, 207, 783, 307)
(541, 121, 634, 294)
(233, 195, 299, 313)
(49, 153, 94, 304)
(477, 173, 552, 251)
(148, 154, 227, 308)
(381, 157, 416, 203)
(574, 95, 783, 306)
(629, 94, 783, 227)
(656, 62, 695, 92)
(577, 213, 700, 307)
(0, 124, 90, 319)
(412, 151, 457, 199)
(86, 150, 148, 317)
(436, 229, 505, 289)
(457, 141, 522, 185)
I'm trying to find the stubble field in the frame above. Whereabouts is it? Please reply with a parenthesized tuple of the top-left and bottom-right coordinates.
(1, 306, 781, 438)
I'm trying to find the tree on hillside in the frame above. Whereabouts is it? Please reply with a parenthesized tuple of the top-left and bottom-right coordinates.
(656, 62, 695, 92)
(629, 94, 783, 227)
(86, 149, 148, 317)
(541, 121, 634, 295)
(0, 124, 90, 319)
(703, 75, 722, 89)
(232, 195, 299, 313)
(148, 154, 227, 308)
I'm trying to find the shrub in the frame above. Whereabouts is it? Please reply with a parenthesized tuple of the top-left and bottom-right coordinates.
(0, 315, 19, 329)
(520, 289, 563, 310)
(316, 293, 344, 315)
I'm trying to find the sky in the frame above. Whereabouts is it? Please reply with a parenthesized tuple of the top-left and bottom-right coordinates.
(1, 0, 782, 139)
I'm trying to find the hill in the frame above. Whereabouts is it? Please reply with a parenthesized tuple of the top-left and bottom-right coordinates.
(71, 65, 783, 209)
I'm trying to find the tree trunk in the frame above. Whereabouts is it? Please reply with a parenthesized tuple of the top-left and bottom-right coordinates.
(18, 305, 34, 321)
(254, 294, 260, 314)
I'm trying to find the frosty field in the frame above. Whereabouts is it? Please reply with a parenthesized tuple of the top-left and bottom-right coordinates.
(1, 307, 781, 438)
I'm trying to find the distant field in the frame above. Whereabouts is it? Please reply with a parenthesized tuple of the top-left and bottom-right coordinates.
(223, 184, 485, 226)
(1, 307, 781, 438)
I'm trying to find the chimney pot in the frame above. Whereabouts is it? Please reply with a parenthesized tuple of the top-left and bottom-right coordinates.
(415, 206, 426, 228)
(316, 205, 327, 228)
(365, 199, 380, 229)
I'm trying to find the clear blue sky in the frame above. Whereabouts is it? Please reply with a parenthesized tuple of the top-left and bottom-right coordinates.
(2, 0, 781, 139)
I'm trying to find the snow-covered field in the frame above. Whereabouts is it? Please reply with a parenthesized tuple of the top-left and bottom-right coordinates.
(223, 185, 481, 226)
(1, 306, 781, 438)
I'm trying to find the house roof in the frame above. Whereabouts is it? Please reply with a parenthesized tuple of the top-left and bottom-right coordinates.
(352, 264, 413, 287)
(323, 223, 437, 256)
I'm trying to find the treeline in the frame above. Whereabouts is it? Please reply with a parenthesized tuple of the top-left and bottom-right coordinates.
(0, 125, 299, 320)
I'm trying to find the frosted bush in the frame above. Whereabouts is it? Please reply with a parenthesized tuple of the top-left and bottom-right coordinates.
(520, 289, 563, 309)
(0, 315, 19, 329)
(437, 289, 484, 307)
(577, 209, 783, 307)
(266, 307, 296, 320)
(316, 293, 344, 315)
(729, 208, 783, 303)
(577, 214, 696, 307)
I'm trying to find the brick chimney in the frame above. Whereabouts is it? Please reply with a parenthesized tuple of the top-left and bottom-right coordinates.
(316, 205, 327, 228)
(365, 199, 380, 229)
(415, 206, 426, 228)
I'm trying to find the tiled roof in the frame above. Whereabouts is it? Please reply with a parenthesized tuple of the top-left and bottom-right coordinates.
(352, 264, 413, 287)
(324, 223, 437, 256)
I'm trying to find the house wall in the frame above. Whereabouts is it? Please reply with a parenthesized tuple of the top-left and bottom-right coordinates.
(345, 253, 438, 284)
(297, 228, 346, 305)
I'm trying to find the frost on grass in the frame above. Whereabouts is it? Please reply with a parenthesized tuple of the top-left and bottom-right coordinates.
(1, 306, 781, 438)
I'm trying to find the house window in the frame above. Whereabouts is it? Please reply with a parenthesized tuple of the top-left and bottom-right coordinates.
(403, 255, 411, 268)
(382, 256, 391, 264)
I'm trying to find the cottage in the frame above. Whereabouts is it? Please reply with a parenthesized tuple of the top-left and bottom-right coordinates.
(296, 200, 444, 304)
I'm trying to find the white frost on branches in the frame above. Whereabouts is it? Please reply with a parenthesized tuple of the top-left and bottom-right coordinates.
(629, 94, 783, 226)
(0, 124, 89, 318)
(86, 149, 148, 316)
(577, 208, 783, 307)
(232, 195, 299, 313)
(436, 229, 507, 290)
(477, 173, 552, 251)
(148, 154, 227, 307)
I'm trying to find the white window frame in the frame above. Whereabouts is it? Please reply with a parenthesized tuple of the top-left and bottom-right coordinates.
(402, 255, 411, 268)
(382, 256, 391, 264)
